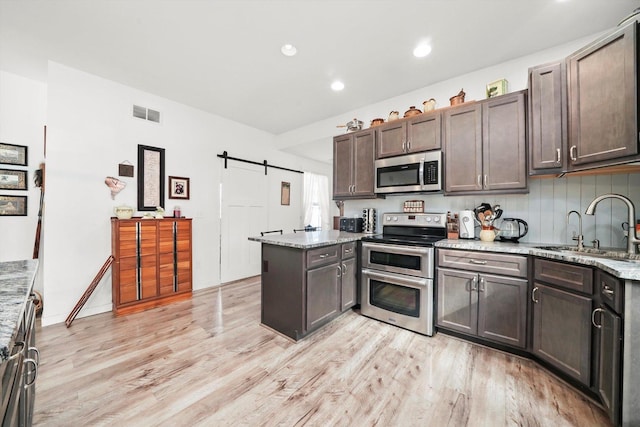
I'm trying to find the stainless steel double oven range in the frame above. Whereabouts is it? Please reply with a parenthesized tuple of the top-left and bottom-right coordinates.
(361, 212, 447, 336)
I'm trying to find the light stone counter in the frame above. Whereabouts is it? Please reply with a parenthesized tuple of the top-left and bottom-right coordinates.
(249, 230, 372, 250)
(435, 239, 640, 281)
(0, 259, 38, 362)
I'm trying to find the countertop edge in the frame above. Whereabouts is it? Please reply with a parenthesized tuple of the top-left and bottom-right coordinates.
(248, 231, 372, 249)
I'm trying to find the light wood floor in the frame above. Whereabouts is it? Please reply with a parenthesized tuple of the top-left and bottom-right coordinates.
(33, 277, 611, 426)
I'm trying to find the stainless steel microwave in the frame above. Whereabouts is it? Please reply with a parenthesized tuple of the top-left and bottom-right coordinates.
(374, 151, 442, 194)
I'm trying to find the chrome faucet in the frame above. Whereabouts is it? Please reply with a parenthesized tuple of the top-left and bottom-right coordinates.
(567, 210, 584, 250)
(585, 194, 640, 254)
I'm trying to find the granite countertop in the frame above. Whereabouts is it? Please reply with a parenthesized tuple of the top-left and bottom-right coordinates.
(249, 230, 372, 249)
(435, 239, 640, 281)
(0, 259, 39, 362)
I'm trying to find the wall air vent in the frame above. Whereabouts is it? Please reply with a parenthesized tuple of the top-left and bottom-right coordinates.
(132, 105, 161, 123)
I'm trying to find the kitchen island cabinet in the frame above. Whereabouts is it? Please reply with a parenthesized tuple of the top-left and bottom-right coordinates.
(250, 231, 364, 341)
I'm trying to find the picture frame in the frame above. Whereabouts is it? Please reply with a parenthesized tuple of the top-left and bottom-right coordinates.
(137, 144, 165, 211)
(0, 169, 27, 190)
(0, 195, 27, 216)
(486, 78, 508, 98)
(281, 181, 290, 206)
(168, 176, 190, 200)
(0, 143, 28, 166)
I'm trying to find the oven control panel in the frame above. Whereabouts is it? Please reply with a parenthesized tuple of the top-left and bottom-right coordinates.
(382, 212, 447, 228)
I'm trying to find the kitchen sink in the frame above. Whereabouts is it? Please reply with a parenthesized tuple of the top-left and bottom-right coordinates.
(533, 245, 640, 262)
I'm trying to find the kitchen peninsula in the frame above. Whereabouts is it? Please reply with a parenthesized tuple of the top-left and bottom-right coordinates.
(249, 230, 367, 341)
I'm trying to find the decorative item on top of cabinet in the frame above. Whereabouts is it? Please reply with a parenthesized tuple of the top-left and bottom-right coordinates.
(443, 90, 527, 194)
(449, 88, 465, 105)
(333, 128, 377, 200)
(567, 19, 640, 171)
(111, 217, 192, 315)
(528, 61, 567, 175)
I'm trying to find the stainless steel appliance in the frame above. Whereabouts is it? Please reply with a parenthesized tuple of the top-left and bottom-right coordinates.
(374, 151, 442, 194)
(360, 212, 447, 335)
(498, 218, 528, 242)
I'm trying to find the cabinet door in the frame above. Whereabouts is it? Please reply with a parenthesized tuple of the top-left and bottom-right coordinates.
(139, 221, 158, 300)
(567, 21, 638, 167)
(376, 121, 407, 159)
(482, 91, 527, 191)
(158, 221, 176, 295)
(443, 103, 483, 193)
(333, 134, 353, 198)
(115, 222, 139, 304)
(477, 273, 528, 348)
(407, 111, 441, 152)
(596, 307, 621, 426)
(340, 257, 357, 311)
(175, 220, 192, 292)
(532, 283, 592, 385)
(352, 130, 376, 197)
(306, 263, 341, 331)
(529, 62, 567, 174)
(436, 268, 477, 335)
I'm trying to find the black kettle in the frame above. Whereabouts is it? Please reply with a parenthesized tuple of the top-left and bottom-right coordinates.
(498, 218, 528, 242)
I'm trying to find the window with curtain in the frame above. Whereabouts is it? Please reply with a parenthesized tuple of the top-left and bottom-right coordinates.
(303, 172, 330, 231)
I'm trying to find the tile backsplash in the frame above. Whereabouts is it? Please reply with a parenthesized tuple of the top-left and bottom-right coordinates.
(345, 173, 640, 249)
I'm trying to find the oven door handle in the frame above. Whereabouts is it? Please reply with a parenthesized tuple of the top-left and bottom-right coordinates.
(362, 242, 432, 255)
(362, 268, 429, 287)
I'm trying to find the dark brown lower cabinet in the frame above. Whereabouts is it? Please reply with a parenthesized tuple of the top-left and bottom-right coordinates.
(531, 283, 592, 386)
(261, 241, 357, 341)
(594, 305, 621, 426)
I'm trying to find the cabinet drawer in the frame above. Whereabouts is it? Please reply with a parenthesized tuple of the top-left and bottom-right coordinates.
(596, 269, 623, 314)
(341, 242, 356, 259)
(437, 249, 527, 278)
(306, 245, 340, 269)
(534, 258, 592, 294)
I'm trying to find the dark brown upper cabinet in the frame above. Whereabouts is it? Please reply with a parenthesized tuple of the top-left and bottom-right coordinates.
(567, 20, 639, 170)
(333, 129, 376, 200)
(375, 111, 441, 159)
(444, 91, 527, 194)
(528, 61, 568, 175)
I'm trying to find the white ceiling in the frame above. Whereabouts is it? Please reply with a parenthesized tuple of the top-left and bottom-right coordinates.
(1, 0, 638, 139)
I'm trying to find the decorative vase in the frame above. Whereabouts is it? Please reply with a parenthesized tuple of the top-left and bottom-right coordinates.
(479, 226, 496, 242)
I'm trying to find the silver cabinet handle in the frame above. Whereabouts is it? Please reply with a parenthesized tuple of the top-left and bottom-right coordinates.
(342, 263, 347, 275)
(406, 140, 411, 151)
(23, 357, 38, 387)
(591, 307, 605, 328)
(344, 248, 353, 254)
(401, 142, 406, 152)
(337, 266, 342, 277)
(532, 287, 539, 303)
(471, 276, 478, 291)
(479, 277, 485, 292)
(570, 145, 577, 161)
(477, 175, 482, 187)
(556, 148, 561, 164)
(469, 259, 487, 265)
(602, 284, 614, 296)
(483, 175, 488, 188)
(8, 341, 25, 361)
(319, 253, 330, 259)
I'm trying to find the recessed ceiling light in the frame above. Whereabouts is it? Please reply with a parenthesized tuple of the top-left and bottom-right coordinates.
(331, 81, 345, 91)
(281, 44, 297, 57)
(413, 43, 432, 58)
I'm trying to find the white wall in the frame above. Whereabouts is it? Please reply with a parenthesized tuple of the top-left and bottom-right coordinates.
(41, 62, 330, 326)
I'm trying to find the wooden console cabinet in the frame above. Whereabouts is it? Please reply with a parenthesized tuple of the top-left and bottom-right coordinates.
(111, 217, 192, 315)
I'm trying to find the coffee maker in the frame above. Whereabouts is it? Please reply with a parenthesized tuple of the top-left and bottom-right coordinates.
(363, 208, 377, 234)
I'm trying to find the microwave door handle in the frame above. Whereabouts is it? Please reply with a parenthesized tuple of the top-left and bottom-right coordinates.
(419, 160, 425, 187)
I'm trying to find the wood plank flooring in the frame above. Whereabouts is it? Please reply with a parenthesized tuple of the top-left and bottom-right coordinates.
(33, 277, 611, 426)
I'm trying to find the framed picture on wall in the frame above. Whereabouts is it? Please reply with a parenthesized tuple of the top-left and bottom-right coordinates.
(281, 181, 290, 205)
(0, 195, 27, 216)
(0, 143, 28, 166)
(0, 169, 27, 190)
(168, 176, 190, 199)
(137, 144, 165, 211)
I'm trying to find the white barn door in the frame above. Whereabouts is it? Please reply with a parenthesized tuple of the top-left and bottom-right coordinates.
(220, 163, 267, 283)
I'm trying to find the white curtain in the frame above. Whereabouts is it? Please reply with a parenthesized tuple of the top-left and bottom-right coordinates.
(303, 172, 331, 231)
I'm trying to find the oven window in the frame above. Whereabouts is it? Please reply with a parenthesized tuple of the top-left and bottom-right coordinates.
(369, 251, 421, 271)
(370, 280, 420, 318)
(377, 163, 421, 188)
